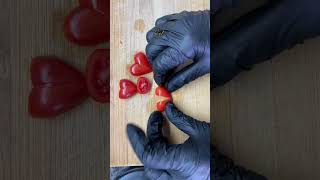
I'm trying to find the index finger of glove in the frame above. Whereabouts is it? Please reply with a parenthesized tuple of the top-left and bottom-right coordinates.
(126, 124, 148, 162)
(147, 111, 166, 142)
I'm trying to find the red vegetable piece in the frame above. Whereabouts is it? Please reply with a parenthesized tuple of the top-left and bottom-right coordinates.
(64, 7, 109, 46)
(130, 52, 152, 76)
(79, 0, 109, 15)
(156, 99, 171, 112)
(29, 56, 88, 118)
(86, 49, 110, 103)
(136, 77, 152, 94)
(155, 86, 172, 112)
(119, 79, 137, 99)
(155, 86, 172, 98)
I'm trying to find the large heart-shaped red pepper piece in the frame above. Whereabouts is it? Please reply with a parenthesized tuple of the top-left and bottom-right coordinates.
(86, 49, 110, 103)
(119, 79, 137, 99)
(130, 52, 153, 76)
(155, 86, 172, 112)
(64, 7, 109, 46)
(29, 56, 88, 118)
(79, 0, 109, 15)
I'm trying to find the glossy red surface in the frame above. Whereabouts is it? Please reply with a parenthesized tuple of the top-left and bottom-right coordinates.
(119, 79, 137, 99)
(29, 56, 88, 118)
(130, 52, 152, 76)
(64, 7, 109, 46)
(86, 49, 110, 103)
(156, 99, 171, 112)
(154, 86, 172, 112)
(136, 77, 151, 94)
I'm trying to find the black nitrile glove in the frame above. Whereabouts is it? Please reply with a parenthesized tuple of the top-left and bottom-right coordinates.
(145, 11, 210, 92)
(212, 0, 320, 87)
(212, 0, 237, 13)
(126, 103, 267, 180)
(126, 103, 210, 180)
(212, 146, 267, 180)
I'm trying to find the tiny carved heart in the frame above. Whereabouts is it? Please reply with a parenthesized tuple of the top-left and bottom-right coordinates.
(155, 86, 172, 112)
(119, 79, 137, 99)
(130, 52, 152, 76)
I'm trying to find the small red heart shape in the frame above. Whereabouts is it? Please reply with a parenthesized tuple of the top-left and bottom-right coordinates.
(130, 52, 153, 76)
(155, 86, 172, 112)
(119, 79, 137, 99)
(64, 7, 109, 46)
(29, 56, 88, 118)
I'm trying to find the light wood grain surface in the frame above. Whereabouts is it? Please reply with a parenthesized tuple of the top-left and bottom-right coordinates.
(110, 0, 210, 166)
(213, 1, 320, 179)
(0, 0, 109, 179)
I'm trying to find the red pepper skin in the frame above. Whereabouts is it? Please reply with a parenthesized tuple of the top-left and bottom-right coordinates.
(130, 52, 152, 76)
(119, 79, 137, 99)
(79, 0, 109, 15)
(156, 99, 171, 112)
(86, 49, 110, 103)
(136, 77, 152, 94)
(154, 86, 172, 112)
(29, 56, 88, 118)
(155, 86, 172, 98)
(64, 7, 109, 46)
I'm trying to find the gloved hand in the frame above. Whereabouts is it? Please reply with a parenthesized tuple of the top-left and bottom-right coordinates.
(126, 103, 210, 180)
(145, 11, 210, 92)
(212, 0, 320, 87)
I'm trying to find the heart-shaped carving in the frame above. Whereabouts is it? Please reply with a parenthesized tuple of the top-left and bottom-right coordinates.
(119, 79, 137, 99)
(155, 86, 172, 112)
(29, 56, 88, 118)
(130, 52, 153, 76)
(79, 0, 109, 15)
(64, 7, 109, 46)
(156, 99, 171, 112)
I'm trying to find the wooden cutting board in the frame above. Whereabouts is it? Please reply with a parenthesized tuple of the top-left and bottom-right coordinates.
(110, 0, 210, 166)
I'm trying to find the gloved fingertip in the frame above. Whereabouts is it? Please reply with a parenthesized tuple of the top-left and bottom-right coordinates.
(126, 124, 140, 136)
(155, 18, 167, 26)
(154, 74, 166, 86)
(166, 81, 180, 92)
(164, 102, 175, 114)
(146, 30, 154, 43)
(148, 111, 165, 128)
(126, 125, 148, 162)
(168, 62, 208, 92)
(146, 44, 166, 64)
(149, 111, 163, 119)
